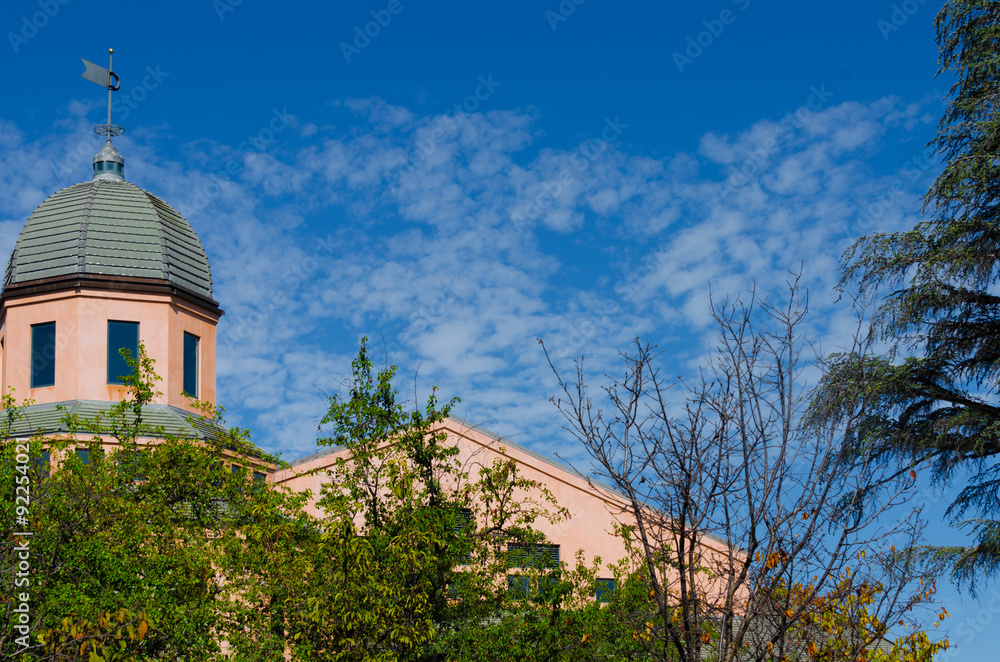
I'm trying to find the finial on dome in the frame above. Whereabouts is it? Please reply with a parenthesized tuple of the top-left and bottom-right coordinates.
(81, 49, 125, 181)
(93, 140, 124, 181)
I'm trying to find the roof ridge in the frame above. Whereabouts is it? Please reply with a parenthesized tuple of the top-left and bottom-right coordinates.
(77, 181, 97, 271)
(144, 188, 172, 284)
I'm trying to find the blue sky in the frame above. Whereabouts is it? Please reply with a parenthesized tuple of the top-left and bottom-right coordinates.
(1, 0, 995, 656)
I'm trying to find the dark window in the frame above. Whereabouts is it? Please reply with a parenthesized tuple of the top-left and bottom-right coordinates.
(253, 471, 266, 483)
(507, 575, 531, 596)
(452, 508, 473, 532)
(75, 448, 105, 466)
(538, 572, 561, 598)
(118, 451, 146, 481)
(448, 572, 470, 598)
(31, 322, 56, 387)
(596, 578, 615, 603)
(34, 450, 50, 478)
(453, 508, 474, 563)
(506, 573, 560, 599)
(183, 332, 199, 397)
(507, 543, 560, 569)
(210, 461, 225, 487)
(107, 321, 139, 384)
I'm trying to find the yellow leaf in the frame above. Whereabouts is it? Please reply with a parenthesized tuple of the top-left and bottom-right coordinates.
(702, 631, 711, 644)
(138, 619, 148, 639)
(581, 633, 591, 644)
(807, 641, 818, 655)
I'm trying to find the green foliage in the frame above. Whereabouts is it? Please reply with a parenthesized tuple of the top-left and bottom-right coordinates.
(36, 609, 155, 662)
(1, 337, 578, 661)
(812, 0, 1000, 593)
(0, 344, 293, 661)
(287, 336, 568, 661)
(443, 552, 657, 662)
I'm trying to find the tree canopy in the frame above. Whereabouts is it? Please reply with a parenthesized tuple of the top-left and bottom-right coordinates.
(810, 0, 1000, 592)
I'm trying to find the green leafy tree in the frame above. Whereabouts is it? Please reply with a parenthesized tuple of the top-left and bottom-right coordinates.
(287, 337, 568, 662)
(0, 344, 294, 661)
(810, 0, 1000, 592)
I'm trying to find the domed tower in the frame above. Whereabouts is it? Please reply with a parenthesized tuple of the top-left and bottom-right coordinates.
(0, 138, 222, 414)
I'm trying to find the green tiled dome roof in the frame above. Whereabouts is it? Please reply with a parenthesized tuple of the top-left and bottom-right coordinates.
(3, 179, 214, 301)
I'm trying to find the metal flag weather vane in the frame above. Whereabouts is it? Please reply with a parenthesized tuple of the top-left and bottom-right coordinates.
(80, 49, 123, 139)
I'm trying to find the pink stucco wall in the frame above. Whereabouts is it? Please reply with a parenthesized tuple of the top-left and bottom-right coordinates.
(273, 418, 640, 574)
(0, 287, 219, 410)
(273, 418, 744, 598)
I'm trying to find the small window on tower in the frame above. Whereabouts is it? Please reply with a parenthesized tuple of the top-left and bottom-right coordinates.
(31, 322, 56, 387)
(183, 332, 199, 397)
(107, 321, 139, 384)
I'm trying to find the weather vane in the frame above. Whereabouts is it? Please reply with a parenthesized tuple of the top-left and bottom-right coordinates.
(80, 48, 123, 139)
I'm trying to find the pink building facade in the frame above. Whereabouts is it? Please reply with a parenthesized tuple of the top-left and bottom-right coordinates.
(275, 415, 640, 573)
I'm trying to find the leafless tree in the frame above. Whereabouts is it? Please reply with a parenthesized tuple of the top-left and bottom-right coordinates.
(543, 277, 935, 662)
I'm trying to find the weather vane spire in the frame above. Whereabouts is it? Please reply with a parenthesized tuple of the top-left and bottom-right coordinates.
(80, 48, 123, 139)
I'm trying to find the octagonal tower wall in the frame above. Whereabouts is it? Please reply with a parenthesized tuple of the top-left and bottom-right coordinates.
(0, 283, 219, 411)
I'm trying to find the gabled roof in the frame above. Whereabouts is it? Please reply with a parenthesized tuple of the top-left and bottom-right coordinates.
(288, 414, 636, 511)
(289, 415, 581, 475)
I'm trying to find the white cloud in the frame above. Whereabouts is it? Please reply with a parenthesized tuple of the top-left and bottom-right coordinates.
(0, 94, 938, 461)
